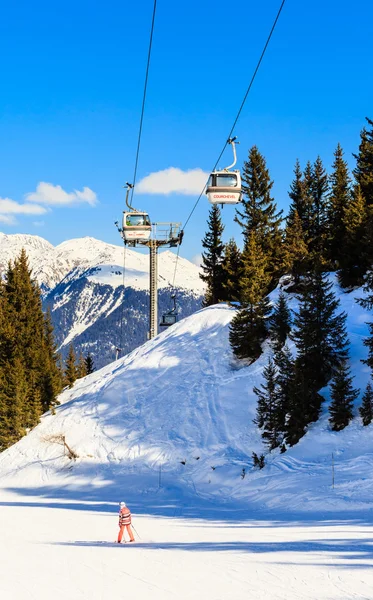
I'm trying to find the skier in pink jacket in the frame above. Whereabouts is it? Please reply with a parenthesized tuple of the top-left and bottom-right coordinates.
(117, 502, 135, 543)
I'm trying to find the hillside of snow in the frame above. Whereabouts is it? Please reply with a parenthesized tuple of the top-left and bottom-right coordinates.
(1, 278, 373, 600)
(1, 276, 372, 515)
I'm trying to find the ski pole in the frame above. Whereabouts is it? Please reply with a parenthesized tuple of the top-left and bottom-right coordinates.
(132, 523, 141, 540)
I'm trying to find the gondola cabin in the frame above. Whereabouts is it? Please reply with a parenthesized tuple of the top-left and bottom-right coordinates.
(122, 211, 152, 242)
(206, 170, 242, 205)
(160, 313, 177, 327)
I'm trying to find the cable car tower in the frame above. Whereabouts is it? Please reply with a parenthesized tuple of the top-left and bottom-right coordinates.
(117, 183, 183, 340)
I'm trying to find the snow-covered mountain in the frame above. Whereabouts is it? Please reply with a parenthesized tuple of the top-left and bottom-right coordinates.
(0, 233, 204, 366)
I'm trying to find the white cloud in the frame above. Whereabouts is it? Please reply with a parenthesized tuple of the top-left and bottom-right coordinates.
(136, 167, 209, 196)
(0, 214, 16, 225)
(191, 253, 203, 267)
(0, 197, 47, 216)
(26, 182, 98, 206)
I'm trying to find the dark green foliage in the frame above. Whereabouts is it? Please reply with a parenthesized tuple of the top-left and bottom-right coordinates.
(229, 233, 271, 362)
(85, 353, 95, 375)
(222, 239, 242, 301)
(328, 362, 359, 431)
(200, 205, 225, 306)
(353, 117, 373, 206)
(338, 185, 368, 288)
(252, 452, 265, 469)
(64, 345, 78, 388)
(292, 271, 349, 394)
(284, 366, 322, 446)
(359, 382, 373, 426)
(269, 292, 292, 352)
(0, 251, 62, 451)
(283, 209, 309, 286)
(254, 358, 282, 450)
(274, 344, 295, 434)
(357, 270, 373, 374)
(77, 351, 87, 379)
(235, 146, 283, 289)
(327, 144, 352, 269)
(284, 271, 349, 444)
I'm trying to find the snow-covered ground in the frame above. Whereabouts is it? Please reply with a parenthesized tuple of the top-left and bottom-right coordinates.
(1, 278, 373, 599)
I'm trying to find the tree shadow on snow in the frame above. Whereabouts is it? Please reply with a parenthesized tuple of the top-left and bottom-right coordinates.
(53, 538, 373, 568)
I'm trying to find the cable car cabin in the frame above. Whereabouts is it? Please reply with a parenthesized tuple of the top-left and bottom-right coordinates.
(206, 171, 242, 205)
(122, 211, 152, 243)
(160, 313, 177, 327)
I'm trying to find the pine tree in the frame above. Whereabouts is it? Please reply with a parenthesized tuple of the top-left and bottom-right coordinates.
(338, 185, 368, 288)
(308, 157, 329, 265)
(357, 269, 373, 374)
(353, 117, 373, 206)
(221, 239, 242, 302)
(229, 233, 271, 362)
(283, 209, 309, 286)
(200, 205, 225, 306)
(328, 362, 359, 431)
(327, 144, 352, 269)
(284, 366, 321, 446)
(274, 343, 295, 434)
(235, 146, 283, 288)
(269, 292, 292, 352)
(85, 353, 95, 375)
(64, 345, 78, 388)
(359, 381, 373, 426)
(76, 351, 87, 379)
(254, 358, 282, 450)
(40, 309, 62, 412)
(290, 270, 349, 426)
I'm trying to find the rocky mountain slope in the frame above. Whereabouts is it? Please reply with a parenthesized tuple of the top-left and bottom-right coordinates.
(0, 233, 204, 367)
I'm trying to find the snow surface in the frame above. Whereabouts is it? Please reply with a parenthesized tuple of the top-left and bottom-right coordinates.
(1, 278, 373, 599)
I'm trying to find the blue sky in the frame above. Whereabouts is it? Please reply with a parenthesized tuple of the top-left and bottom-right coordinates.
(0, 0, 372, 263)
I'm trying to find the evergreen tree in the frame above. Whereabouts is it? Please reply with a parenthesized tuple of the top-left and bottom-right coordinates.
(40, 309, 62, 412)
(357, 269, 373, 374)
(85, 353, 95, 375)
(328, 362, 359, 431)
(284, 366, 321, 446)
(274, 343, 295, 435)
(353, 117, 373, 206)
(269, 292, 292, 352)
(338, 185, 368, 288)
(359, 381, 373, 426)
(287, 159, 308, 227)
(290, 270, 349, 427)
(221, 239, 242, 302)
(283, 209, 309, 286)
(235, 146, 283, 288)
(254, 358, 282, 450)
(308, 157, 329, 264)
(229, 233, 271, 362)
(200, 205, 225, 306)
(64, 345, 78, 388)
(327, 144, 352, 269)
(77, 351, 87, 379)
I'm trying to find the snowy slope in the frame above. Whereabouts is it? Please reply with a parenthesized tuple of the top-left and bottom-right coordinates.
(1, 277, 372, 514)
(1, 279, 373, 600)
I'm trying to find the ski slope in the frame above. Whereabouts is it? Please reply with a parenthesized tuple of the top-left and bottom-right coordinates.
(0, 278, 373, 599)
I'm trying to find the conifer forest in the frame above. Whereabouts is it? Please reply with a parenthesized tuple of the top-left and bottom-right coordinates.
(201, 116, 373, 450)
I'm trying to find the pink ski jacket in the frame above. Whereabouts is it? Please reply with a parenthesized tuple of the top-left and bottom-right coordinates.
(119, 506, 132, 526)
